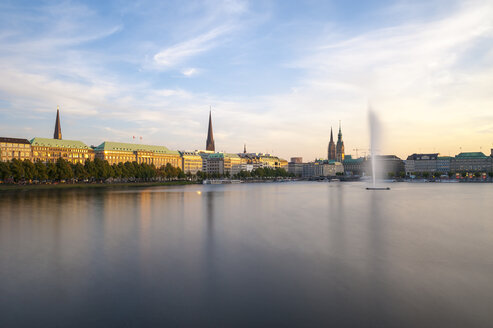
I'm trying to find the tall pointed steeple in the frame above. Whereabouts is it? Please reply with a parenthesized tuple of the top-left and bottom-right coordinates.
(206, 108, 215, 151)
(54, 105, 62, 140)
(243, 143, 247, 154)
(328, 127, 336, 160)
(336, 120, 345, 162)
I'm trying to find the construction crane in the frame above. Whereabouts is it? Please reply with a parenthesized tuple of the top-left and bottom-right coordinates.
(353, 148, 368, 158)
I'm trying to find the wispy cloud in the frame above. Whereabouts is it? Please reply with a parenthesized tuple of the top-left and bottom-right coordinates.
(1, 0, 492, 160)
(182, 67, 199, 77)
(153, 26, 232, 68)
(280, 0, 493, 157)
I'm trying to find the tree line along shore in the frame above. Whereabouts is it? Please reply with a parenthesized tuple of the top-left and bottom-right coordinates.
(0, 158, 293, 187)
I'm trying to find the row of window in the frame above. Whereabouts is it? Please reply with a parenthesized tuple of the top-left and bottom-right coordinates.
(33, 152, 90, 158)
(33, 147, 89, 153)
(1, 151, 30, 157)
(0, 143, 30, 148)
(42, 158, 86, 164)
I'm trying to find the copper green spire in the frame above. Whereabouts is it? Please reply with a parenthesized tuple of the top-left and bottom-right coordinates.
(54, 105, 62, 140)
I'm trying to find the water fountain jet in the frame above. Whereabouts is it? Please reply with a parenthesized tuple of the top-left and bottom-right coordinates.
(366, 106, 390, 190)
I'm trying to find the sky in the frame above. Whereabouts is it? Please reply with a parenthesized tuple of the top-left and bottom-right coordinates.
(0, 0, 492, 161)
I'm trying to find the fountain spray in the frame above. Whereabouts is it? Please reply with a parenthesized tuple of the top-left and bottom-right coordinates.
(367, 106, 390, 190)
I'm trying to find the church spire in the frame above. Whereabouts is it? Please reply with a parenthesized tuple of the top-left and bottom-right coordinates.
(243, 143, 247, 153)
(328, 126, 336, 160)
(54, 105, 62, 140)
(206, 108, 215, 151)
(336, 120, 344, 162)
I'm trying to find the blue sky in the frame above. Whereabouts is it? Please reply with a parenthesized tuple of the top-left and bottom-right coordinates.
(1, 0, 492, 160)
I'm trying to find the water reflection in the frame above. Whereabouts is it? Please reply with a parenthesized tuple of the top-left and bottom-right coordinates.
(1, 183, 493, 327)
(367, 190, 388, 326)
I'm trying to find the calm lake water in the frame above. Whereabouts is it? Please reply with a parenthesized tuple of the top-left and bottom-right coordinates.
(1, 182, 493, 327)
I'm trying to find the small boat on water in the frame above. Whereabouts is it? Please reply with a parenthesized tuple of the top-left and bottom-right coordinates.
(203, 179, 242, 185)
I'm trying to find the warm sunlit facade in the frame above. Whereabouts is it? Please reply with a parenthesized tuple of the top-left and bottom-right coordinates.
(0, 137, 32, 162)
(94, 141, 181, 168)
(180, 151, 203, 174)
(257, 155, 288, 169)
(30, 137, 94, 163)
(238, 153, 288, 170)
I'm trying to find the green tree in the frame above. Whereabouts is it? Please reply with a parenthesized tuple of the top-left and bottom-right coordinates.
(0, 161, 12, 181)
(139, 163, 155, 180)
(164, 163, 175, 180)
(10, 159, 25, 182)
(35, 161, 48, 181)
(93, 158, 112, 180)
(73, 163, 88, 181)
(46, 162, 57, 181)
(253, 168, 265, 178)
(115, 163, 125, 178)
(196, 170, 206, 180)
(124, 161, 136, 178)
(84, 159, 97, 179)
(22, 160, 36, 181)
(56, 158, 73, 181)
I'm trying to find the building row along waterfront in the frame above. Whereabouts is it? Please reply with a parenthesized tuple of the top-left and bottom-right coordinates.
(1, 135, 289, 175)
(405, 151, 493, 174)
(287, 157, 345, 178)
(293, 149, 493, 178)
(302, 160, 344, 178)
(1, 107, 290, 175)
(289, 154, 405, 178)
(200, 152, 288, 176)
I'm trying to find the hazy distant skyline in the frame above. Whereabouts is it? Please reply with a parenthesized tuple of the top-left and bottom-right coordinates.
(1, 0, 492, 160)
